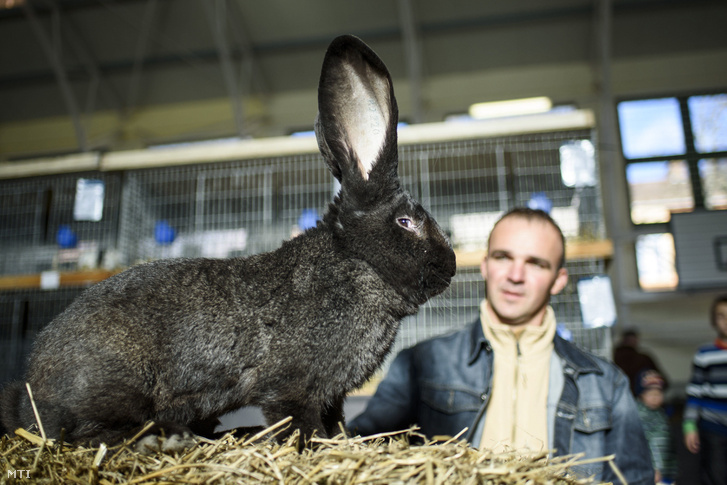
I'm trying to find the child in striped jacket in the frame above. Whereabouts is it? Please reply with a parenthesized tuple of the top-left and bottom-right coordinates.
(683, 294, 727, 485)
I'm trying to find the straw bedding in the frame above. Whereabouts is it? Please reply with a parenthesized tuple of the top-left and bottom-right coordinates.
(0, 417, 618, 484)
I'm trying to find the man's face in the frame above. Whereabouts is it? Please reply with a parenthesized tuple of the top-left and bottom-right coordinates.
(481, 216, 568, 328)
(715, 302, 727, 340)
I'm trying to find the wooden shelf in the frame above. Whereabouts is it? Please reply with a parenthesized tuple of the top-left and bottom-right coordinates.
(454, 239, 613, 268)
(0, 239, 612, 291)
(0, 269, 119, 291)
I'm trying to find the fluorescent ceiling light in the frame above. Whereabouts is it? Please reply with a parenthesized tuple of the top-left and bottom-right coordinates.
(469, 96, 553, 120)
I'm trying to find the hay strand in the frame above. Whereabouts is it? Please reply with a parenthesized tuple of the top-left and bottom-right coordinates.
(0, 419, 617, 484)
(24, 383, 46, 442)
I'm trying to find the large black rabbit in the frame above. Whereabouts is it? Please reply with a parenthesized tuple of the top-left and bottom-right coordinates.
(0, 35, 456, 447)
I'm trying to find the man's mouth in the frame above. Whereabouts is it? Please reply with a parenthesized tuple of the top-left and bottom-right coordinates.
(501, 289, 524, 300)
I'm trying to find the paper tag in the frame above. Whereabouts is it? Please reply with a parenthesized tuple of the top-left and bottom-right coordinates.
(577, 275, 616, 328)
(40, 271, 61, 290)
(74, 178, 105, 222)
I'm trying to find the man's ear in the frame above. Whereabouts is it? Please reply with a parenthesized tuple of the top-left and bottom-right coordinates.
(480, 256, 488, 281)
(550, 267, 569, 296)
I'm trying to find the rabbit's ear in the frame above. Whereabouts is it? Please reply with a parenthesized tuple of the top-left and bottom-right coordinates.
(315, 35, 399, 186)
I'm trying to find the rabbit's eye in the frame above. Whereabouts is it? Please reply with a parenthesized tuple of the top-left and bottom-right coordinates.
(397, 217, 413, 228)
(397, 217, 421, 234)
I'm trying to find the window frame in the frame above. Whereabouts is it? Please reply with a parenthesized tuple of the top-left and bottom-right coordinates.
(617, 90, 727, 290)
(617, 90, 727, 226)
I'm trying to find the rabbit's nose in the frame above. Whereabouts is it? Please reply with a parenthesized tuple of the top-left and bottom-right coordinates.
(443, 246, 457, 277)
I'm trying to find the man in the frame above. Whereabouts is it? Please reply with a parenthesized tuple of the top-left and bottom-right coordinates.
(613, 328, 668, 396)
(348, 208, 654, 484)
(683, 294, 727, 485)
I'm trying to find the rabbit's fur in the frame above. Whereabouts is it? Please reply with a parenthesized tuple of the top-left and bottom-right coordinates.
(0, 35, 456, 447)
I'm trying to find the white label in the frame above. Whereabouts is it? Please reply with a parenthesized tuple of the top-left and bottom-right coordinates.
(74, 178, 105, 222)
(40, 271, 61, 290)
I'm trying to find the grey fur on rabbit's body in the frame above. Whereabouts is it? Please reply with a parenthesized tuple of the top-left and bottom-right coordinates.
(0, 35, 456, 446)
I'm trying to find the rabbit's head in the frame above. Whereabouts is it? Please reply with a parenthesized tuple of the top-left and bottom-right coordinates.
(315, 35, 456, 306)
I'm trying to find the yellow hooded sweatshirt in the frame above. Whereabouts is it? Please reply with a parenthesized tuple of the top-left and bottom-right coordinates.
(479, 299, 556, 453)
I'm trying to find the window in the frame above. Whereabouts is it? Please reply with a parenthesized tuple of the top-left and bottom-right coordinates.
(626, 160, 693, 224)
(689, 94, 727, 153)
(618, 92, 727, 224)
(618, 98, 685, 160)
(699, 158, 727, 209)
(635, 233, 678, 290)
(618, 91, 726, 291)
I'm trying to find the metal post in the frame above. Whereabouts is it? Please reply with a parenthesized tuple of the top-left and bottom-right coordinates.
(495, 145, 510, 210)
(594, 0, 631, 326)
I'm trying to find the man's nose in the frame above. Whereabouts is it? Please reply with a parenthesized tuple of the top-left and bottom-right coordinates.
(507, 261, 525, 282)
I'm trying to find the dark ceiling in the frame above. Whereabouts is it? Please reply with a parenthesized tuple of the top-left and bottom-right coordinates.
(1, 0, 725, 149)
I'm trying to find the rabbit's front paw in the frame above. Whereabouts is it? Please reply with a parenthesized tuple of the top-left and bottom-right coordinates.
(134, 430, 196, 454)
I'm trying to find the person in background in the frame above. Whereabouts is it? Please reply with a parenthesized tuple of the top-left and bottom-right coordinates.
(614, 328, 669, 396)
(348, 207, 654, 484)
(683, 294, 727, 485)
(635, 369, 676, 484)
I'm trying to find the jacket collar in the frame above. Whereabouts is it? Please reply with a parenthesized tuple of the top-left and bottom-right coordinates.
(553, 334, 603, 375)
(467, 317, 602, 375)
(467, 317, 490, 365)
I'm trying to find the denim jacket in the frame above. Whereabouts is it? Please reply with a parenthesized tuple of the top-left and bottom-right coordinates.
(349, 318, 654, 484)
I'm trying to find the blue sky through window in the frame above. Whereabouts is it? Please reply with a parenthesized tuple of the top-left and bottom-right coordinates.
(618, 98, 685, 159)
(689, 94, 727, 153)
(626, 161, 669, 184)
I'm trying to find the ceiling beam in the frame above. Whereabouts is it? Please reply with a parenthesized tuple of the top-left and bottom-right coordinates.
(229, 0, 269, 97)
(203, 0, 245, 138)
(22, 0, 88, 152)
(2, 0, 717, 92)
(47, 0, 124, 117)
(126, 0, 159, 114)
(396, 0, 424, 123)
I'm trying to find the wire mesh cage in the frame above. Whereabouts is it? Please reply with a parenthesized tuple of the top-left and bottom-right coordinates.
(0, 172, 122, 275)
(0, 121, 612, 387)
(0, 288, 86, 385)
(118, 154, 335, 265)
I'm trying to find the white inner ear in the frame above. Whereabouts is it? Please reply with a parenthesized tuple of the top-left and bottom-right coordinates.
(344, 68, 390, 181)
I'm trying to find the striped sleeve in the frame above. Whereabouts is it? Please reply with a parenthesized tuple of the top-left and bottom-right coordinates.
(684, 344, 727, 430)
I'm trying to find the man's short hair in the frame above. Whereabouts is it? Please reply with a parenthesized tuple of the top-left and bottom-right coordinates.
(710, 294, 727, 328)
(489, 207, 567, 269)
